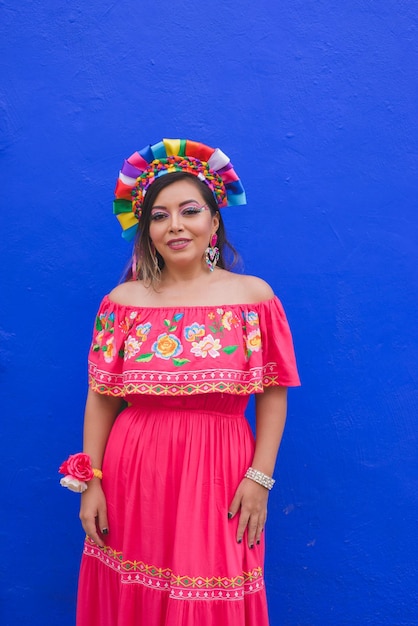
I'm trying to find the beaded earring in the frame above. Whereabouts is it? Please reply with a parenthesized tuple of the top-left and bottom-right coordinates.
(204, 233, 219, 272)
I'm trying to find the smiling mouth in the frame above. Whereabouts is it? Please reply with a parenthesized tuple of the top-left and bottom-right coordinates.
(167, 239, 191, 250)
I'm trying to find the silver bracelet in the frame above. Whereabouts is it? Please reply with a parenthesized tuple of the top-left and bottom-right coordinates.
(245, 467, 275, 490)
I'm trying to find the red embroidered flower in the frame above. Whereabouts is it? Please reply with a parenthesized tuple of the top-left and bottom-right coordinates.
(59, 453, 94, 482)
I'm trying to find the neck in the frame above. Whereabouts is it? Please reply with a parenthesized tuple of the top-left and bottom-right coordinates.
(159, 261, 214, 287)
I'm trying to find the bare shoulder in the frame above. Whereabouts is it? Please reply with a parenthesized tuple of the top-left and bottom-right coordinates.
(108, 280, 149, 306)
(238, 274, 275, 302)
(220, 272, 275, 303)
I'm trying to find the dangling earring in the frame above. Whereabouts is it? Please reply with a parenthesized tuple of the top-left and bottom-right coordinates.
(205, 233, 219, 272)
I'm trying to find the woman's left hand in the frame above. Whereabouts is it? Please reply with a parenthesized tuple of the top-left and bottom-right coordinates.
(228, 478, 269, 547)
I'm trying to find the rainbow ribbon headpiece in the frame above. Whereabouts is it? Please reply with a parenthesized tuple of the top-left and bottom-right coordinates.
(113, 138, 246, 241)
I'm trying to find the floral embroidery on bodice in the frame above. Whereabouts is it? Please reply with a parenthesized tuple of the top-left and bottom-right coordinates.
(88, 296, 300, 397)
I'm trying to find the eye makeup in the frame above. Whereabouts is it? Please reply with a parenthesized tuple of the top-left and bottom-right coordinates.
(150, 204, 209, 221)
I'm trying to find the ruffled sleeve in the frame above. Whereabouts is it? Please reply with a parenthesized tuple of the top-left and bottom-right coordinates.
(254, 296, 300, 387)
(87, 297, 132, 396)
(87, 294, 299, 397)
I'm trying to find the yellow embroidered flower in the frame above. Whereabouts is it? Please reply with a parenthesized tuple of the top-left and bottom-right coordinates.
(208, 312, 215, 320)
(136, 322, 152, 342)
(246, 329, 261, 353)
(221, 311, 240, 331)
(184, 323, 205, 342)
(95, 329, 105, 346)
(190, 334, 222, 358)
(119, 317, 131, 333)
(246, 311, 259, 326)
(103, 336, 115, 362)
(152, 333, 183, 360)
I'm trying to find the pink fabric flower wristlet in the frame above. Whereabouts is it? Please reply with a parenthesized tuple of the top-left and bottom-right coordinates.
(59, 453, 102, 493)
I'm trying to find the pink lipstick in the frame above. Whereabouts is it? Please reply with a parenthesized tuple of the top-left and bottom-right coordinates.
(167, 238, 191, 250)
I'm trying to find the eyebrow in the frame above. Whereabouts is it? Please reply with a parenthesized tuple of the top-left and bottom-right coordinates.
(151, 199, 201, 210)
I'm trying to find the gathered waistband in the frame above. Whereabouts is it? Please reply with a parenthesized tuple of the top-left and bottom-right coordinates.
(124, 392, 250, 417)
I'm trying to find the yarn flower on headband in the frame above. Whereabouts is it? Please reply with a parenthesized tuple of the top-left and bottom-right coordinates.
(113, 138, 246, 242)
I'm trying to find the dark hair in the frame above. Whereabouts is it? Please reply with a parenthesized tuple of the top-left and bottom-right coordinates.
(123, 171, 240, 285)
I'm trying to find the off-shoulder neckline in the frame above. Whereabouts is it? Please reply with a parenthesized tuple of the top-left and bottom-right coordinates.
(102, 294, 278, 311)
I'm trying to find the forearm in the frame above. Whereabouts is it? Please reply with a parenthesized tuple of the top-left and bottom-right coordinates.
(252, 386, 288, 477)
(83, 388, 122, 470)
(229, 386, 288, 545)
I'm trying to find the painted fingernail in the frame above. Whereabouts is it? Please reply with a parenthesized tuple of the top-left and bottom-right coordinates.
(256, 540, 260, 545)
(228, 512, 233, 519)
(101, 528, 109, 535)
(249, 544, 254, 549)
(237, 538, 242, 544)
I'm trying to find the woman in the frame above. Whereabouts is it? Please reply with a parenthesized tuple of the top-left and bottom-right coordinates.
(60, 139, 300, 625)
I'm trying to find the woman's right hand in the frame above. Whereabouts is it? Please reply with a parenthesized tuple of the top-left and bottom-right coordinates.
(79, 479, 108, 548)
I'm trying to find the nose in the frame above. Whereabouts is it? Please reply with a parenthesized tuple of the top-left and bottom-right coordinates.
(168, 211, 184, 232)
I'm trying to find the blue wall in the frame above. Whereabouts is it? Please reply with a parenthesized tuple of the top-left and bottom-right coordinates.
(1, 1, 417, 624)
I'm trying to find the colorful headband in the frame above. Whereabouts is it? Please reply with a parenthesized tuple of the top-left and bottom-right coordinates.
(113, 138, 246, 241)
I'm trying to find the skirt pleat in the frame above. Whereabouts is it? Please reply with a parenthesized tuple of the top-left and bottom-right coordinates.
(77, 394, 269, 626)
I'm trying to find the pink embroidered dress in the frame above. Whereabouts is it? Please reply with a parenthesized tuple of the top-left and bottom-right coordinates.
(76, 295, 300, 626)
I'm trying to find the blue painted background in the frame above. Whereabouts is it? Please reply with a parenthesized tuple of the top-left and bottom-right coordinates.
(1, 1, 417, 624)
